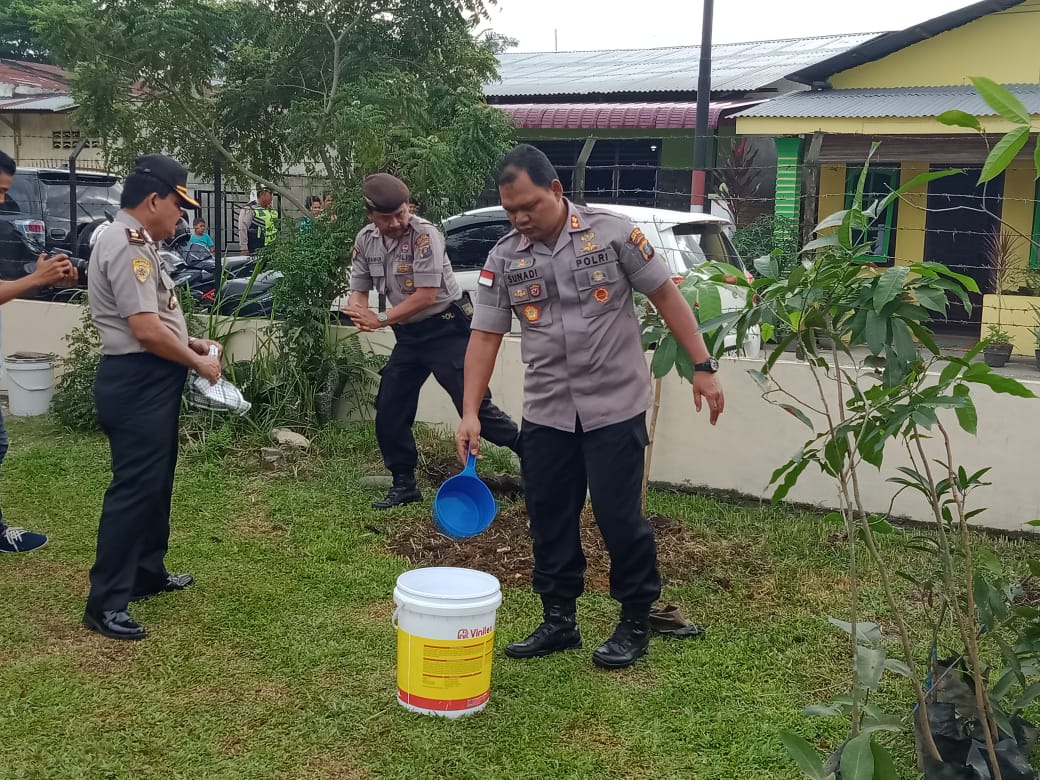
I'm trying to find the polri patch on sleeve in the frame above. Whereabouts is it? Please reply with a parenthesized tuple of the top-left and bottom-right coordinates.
(478, 269, 495, 287)
(417, 233, 432, 259)
(127, 229, 146, 246)
(132, 257, 152, 284)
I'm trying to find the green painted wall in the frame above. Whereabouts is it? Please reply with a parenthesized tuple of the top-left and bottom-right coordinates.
(774, 136, 803, 223)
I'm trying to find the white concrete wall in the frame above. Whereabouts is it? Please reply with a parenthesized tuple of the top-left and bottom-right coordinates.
(2, 113, 106, 169)
(5, 299, 1039, 533)
(414, 339, 1040, 535)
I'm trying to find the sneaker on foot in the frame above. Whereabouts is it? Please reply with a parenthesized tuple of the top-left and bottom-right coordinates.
(0, 526, 48, 553)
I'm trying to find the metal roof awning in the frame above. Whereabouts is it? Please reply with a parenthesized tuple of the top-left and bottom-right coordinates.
(735, 84, 1040, 119)
(0, 95, 75, 112)
(496, 100, 765, 130)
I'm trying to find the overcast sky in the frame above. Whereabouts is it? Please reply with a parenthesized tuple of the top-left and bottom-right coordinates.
(485, 0, 973, 52)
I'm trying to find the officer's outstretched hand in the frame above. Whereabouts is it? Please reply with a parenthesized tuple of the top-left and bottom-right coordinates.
(456, 414, 482, 464)
(692, 372, 725, 426)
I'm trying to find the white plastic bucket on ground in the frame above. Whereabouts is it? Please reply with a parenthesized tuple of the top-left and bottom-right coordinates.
(393, 567, 502, 718)
(4, 352, 55, 417)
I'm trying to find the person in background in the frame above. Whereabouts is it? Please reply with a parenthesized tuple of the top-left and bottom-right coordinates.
(0, 148, 78, 553)
(300, 195, 323, 231)
(237, 186, 278, 254)
(188, 217, 215, 255)
(323, 191, 337, 222)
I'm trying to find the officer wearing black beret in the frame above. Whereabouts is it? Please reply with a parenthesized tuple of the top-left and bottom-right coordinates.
(83, 154, 223, 641)
(343, 173, 520, 508)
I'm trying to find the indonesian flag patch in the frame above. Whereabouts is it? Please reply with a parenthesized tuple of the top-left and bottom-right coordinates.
(478, 269, 495, 287)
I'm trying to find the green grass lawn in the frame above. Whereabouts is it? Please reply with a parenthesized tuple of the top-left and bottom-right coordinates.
(1, 417, 1039, 779)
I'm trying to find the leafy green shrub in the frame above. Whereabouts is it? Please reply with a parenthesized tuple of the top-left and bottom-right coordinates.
(732, 213, 800, 277)
(52, 304, 101, 432)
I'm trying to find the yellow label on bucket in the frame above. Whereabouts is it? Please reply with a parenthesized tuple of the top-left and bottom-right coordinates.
(397, 629, 495, 710)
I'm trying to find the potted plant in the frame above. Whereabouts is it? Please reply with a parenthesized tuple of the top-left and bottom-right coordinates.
(982, 324, 1013, 367)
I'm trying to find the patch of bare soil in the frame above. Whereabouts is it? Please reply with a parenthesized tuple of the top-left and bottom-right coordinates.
(386, 500, 760, 593)
(421, 455, 524, 498)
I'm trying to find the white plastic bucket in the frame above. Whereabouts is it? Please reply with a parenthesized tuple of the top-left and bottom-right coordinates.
(4, 352, 55, 417)
(393, 567, 502, 718)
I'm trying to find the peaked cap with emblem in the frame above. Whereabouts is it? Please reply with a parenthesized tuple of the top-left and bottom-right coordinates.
(362, 173, 410, 213)
(130, 154, 200, 208)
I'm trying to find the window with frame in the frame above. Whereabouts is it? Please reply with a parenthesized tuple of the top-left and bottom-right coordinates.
(844, 165, 900, 263)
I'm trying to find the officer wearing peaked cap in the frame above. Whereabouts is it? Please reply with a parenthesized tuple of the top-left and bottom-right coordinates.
(457, 144, 726, 670)
(83, 154, 224, 641)
(343, 173, 520, 509)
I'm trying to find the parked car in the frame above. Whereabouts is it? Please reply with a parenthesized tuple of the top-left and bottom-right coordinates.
(441, 204, 761, 356)
(0, 211, 48, 281)
(7, 167, 123, 257)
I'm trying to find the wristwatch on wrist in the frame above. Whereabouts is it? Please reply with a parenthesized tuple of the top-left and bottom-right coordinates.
(693, 357, 719, 373)
(377, 311, 388, 325)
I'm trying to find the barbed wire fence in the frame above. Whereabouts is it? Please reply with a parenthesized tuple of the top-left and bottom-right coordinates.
(9, 129, 1040, 332)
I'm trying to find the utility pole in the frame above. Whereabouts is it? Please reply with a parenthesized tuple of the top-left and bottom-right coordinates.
(691, 0, 714, 214)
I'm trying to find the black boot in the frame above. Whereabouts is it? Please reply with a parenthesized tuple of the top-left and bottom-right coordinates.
(372, 472, 422, 510)
(504, 603, 582, 659)
(592, 608, 651, 670)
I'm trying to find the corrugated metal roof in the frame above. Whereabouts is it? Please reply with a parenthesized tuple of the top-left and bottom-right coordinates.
(486, 34, 884, 97)
(0, 59, 70, 94)
(735, 84, 1040, 119)
(496, 100, 764, 129)
(0, 95, 75, 112)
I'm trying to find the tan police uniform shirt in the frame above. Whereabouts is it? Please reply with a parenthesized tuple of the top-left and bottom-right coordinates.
(88, 211, 189, 355)
(349, 215, 461, 323)
(472, 201, 673, 432)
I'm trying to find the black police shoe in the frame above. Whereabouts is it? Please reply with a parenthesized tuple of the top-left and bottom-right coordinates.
(130, 572, 195, 602)
(372, 474, 422, 510)
(504, 604, 582, 659)
(83, 609, 147, 641)
(592, 614, 651, 670)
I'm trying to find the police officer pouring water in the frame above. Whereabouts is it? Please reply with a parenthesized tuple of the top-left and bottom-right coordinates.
(457, 145, 725, 670)
(343, 173, 520, 509)
(83, 155, 222, 641)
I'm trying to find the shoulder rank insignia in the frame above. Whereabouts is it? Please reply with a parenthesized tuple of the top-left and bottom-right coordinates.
(570, 214, 581, 230)
(352, 245, 360, 260)
(131, 257, 151, 284)
(127, 229, 146, 246)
